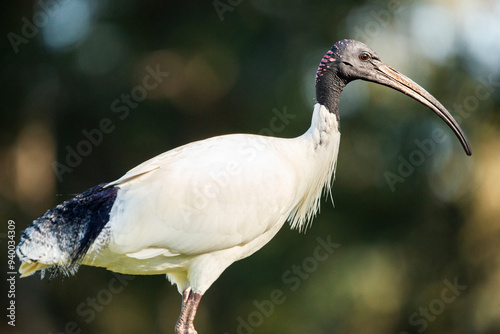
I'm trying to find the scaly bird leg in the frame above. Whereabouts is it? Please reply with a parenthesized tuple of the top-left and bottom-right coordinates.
(175, 288, 203, 334)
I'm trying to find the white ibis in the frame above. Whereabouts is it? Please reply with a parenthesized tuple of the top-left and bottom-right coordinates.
(17, 39, 471, 334)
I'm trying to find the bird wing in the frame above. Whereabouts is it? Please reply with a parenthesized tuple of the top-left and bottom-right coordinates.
(107, 143, 187, 186)
(107, 134, 305, 257)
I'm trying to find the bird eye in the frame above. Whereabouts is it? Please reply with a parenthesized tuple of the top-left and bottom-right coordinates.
(359, 52, 371, 61)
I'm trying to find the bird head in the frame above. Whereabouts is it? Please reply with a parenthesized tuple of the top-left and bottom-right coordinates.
(316, 39, 472, 156)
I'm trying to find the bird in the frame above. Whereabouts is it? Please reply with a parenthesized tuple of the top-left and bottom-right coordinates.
(16, 39, 472, 334)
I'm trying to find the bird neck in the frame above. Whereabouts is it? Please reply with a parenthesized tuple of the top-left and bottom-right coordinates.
(315, 71, 347, 122)
(289, 103, 341, 231)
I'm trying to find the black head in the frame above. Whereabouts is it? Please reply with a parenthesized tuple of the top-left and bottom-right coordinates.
(316, 39, 381, 83)
(316, 39, 472, 156)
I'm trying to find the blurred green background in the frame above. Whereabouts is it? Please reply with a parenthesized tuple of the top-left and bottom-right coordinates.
(1, 0, 500, 333)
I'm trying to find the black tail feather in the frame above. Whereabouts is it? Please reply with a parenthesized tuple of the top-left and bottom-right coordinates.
(68, 184, 118, 263)
(17, 183, 119, 277)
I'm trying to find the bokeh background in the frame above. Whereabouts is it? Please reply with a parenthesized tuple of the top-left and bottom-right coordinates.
(1, 0, 500, 333)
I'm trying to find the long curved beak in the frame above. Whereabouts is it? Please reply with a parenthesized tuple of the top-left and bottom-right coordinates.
(371, 63, 472, 156)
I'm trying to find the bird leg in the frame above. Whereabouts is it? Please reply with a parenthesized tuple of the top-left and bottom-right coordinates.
(175, 288, 202, 334)
(181, 287, 191, 306)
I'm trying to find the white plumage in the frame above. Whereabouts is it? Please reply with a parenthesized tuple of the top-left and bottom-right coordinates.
(110, 104, 338, 287)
